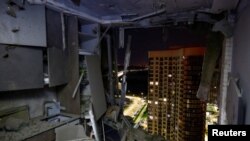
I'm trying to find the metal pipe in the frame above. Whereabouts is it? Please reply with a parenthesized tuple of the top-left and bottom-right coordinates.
(113, 35, 120, 98)
(119, 35, 132, 113)
(89, 104, 101, 141)
(72, 72, 84, 99)
(106, 35, 115, 105)
(61, 12, 66, 51)
(102, 119, 106, 141)
(129, 8, 166, 22)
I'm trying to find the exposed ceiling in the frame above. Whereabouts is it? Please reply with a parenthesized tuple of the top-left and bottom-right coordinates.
(27, 0, 240, 24)
(80, 0, 158, 18)
(41, 0, 166, 21)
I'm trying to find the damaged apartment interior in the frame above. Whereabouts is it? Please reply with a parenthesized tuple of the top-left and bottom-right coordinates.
(0, 0, 249, 141)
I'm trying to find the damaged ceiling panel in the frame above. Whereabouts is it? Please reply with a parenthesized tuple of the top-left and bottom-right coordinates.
(28, 0, 240, 24)
(44, 0, 159, 19)
(211, 0, 239, 13)
(81, 0, 155, 18)
(165, 0, 212, 12)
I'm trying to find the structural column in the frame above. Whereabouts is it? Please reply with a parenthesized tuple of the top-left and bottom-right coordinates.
(219, 37, 233, 124)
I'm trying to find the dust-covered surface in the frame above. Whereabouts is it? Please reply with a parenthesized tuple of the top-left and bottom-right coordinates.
(0, 113, 79, 141)
(126, 128, 165, 141)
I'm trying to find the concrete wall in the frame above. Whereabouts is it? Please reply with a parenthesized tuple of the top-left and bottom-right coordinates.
(0, 88, 57, 118)
(232, 1, 250, 124)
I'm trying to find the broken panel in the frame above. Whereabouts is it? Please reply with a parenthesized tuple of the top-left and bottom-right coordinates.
(46, 9, 69, 87)
(226, 78, 244, 124)
(58, 14, 81, 115)
(79, 19, 100, 55)
(0, 1, 46, 47)
(86, 55, 107, 120)
(0, 45, 44, 91)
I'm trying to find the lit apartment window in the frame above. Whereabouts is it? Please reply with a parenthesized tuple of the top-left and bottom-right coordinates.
(155, 101, 158, 105)
(148, 100, 152, 104)
(150, 81, 154, 85)
(163, 98, 167, 101)
(155, 81, 159, 86)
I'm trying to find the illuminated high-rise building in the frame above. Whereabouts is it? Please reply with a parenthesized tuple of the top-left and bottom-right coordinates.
(147, 47, 206, 141)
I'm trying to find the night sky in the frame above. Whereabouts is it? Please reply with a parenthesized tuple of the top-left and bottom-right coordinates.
(117, 26, 206, 66)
